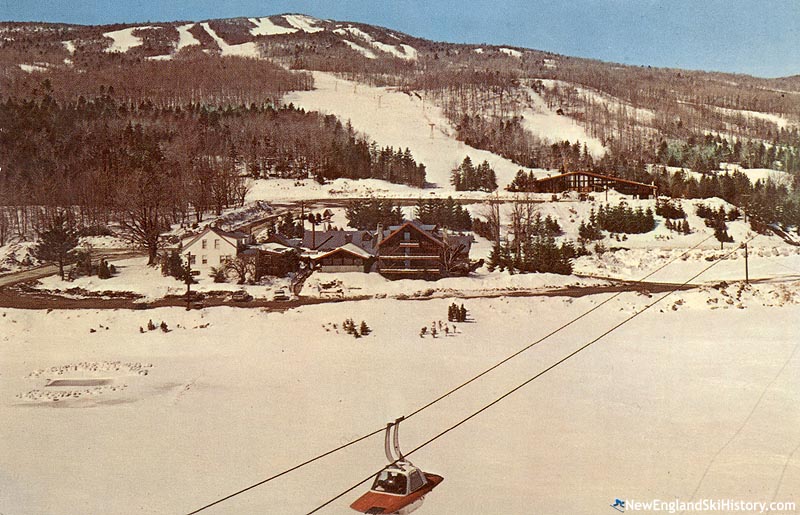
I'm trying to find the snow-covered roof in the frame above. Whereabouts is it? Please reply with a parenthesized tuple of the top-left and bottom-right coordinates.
(253, 242, 295, 255)
(182, 226, 245, 251)
(303, 230, 376, 253)
(312, 242, 373, 261)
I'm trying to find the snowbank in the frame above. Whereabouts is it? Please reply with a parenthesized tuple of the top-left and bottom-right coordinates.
(302, 269, 610, 300)
(0, 241, 40, 274)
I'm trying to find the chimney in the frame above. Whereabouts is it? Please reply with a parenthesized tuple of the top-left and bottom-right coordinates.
(375, 223, 383, 251)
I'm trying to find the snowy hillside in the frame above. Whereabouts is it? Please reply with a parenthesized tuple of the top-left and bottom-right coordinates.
(286, 72, 551, 189)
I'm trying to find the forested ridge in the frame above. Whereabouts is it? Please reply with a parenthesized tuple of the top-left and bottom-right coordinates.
(2, 14, 800, 245)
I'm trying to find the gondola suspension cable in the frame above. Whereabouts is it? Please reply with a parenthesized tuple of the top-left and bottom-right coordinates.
(305, 233, 757, 514)
(186, 233, 716, 515)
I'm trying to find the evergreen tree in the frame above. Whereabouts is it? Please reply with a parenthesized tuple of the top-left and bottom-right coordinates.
(33, 212, 79, 280)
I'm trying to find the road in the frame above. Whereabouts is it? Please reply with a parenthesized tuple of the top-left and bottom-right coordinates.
(0, 275, 700, 310)
(0, 249, 145, 288)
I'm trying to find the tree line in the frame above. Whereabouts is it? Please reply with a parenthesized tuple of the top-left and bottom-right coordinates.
(0, 88, 427, 250)
(451, 157, 498, 192)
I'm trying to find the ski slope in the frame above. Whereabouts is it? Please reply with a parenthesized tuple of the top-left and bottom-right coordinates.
(176, 23, 200, 51)
(523, 87, 606, 157)
(200, 22, 259, 58)
(285, 71, 550, 189)
(284, 14, 324, 34)
(103, 26, 153, 53)
(249, 17, 298, 36)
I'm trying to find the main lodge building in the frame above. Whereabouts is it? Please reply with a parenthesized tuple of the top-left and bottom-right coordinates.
(296, 220, 474, 279)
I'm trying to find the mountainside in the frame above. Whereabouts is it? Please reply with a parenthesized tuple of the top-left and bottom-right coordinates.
(3, 13, 799, 147)
(2, 13, 800, 242)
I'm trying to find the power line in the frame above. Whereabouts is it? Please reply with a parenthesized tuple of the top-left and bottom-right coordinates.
(305, 233, 756, 514)
(186, 233, 714, 514)
(185, 428, 385, 515)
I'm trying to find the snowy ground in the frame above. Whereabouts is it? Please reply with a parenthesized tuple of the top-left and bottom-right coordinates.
(32, 256, 292, 302)
(302, 268, 610, 301)
(1, 283, 798, 514)
(0, 241, 40, 274)
(246, 178, 455, 202)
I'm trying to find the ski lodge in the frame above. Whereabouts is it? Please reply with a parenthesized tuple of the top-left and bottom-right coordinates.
(533, 171, 657, 198)
(299, 221, 473, 279)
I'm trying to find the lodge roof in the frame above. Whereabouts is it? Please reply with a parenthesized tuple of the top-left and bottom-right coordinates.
(311, 242, 373, 261)
(303, 230, 376, 253)
(536, 171, 657, 190)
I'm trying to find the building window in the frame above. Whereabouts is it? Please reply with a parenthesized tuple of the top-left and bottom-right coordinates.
(219, 255, 230, 264)
(201, 255, 208, 265)
(188, 254, 196, 265)
(214, 239, 220, 249)
(201, 239, 207, 249)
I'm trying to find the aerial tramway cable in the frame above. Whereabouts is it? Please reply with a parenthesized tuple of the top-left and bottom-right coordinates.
(186, 233, 716, 514)
(304, 233, 758, 514)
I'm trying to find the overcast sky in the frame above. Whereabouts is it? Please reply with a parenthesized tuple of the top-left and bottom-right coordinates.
(2, 0, 798, 78)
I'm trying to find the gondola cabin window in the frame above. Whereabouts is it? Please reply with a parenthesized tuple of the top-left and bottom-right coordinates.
(372, 470, 408, 495)
(408, 469, 426, 492)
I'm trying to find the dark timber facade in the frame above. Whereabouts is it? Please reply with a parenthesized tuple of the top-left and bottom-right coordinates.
(533, 171, 657, 198)
(376, 222, 446, 279)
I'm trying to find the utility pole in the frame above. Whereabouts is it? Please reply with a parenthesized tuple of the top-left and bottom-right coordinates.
(308, 213, 318, 248)
(185, 252, 193, 311)
(744, 241, 749, 284)
(742, 194, 750, 284)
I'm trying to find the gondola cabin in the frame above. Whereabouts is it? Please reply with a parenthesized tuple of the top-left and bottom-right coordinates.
(350, 462, 444, 515)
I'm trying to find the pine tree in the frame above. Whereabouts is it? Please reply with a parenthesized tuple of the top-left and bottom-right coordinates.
(33, 212, 79, 280)
(98, 259, 111, 279)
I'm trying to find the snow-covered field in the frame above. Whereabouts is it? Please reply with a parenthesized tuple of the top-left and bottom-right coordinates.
(1, 285, 799, 514)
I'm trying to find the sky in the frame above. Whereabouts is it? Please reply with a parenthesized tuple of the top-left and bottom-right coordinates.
(1, 0, 798, 78)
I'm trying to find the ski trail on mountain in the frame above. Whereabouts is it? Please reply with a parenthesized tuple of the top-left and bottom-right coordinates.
(285, 71, 548, 190)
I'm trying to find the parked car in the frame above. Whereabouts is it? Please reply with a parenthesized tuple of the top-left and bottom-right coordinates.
(273, 289, 290, 301)
(230, 290, 253, 302)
